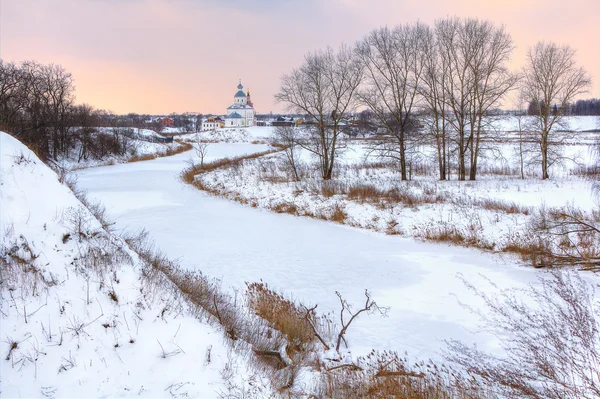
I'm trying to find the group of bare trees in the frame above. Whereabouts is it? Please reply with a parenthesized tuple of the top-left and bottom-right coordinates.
(0, 60, 134, 161)
(276, 17, 592, 181)
(0, 60, 207, 162)
(1, 60, 75, 160)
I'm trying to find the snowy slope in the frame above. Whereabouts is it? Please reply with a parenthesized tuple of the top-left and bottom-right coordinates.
(0, 132, 268, 398)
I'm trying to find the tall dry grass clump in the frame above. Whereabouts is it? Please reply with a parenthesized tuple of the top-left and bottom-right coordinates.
(319, 350, 492, 398)
(246, 282, 316, 354)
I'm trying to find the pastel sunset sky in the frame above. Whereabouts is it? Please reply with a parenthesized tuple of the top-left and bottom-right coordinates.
(2, 0, 599, 114)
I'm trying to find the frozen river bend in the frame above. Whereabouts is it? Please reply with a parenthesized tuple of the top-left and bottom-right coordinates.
(77, 144, 542, 361)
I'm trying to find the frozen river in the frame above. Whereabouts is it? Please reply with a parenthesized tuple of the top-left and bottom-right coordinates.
(77, 144, 541, 361)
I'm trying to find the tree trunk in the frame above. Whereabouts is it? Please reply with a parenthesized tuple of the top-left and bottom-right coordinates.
(541, 133, 549, 180)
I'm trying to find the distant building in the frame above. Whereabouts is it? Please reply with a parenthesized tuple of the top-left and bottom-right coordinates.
(224, 81, 255, 128)
(202, 115, 224, 130)
(159, 117, 174, 127)
(272, 116, 295, 127)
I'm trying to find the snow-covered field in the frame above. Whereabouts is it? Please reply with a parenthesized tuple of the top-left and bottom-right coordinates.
(493, 115, 599, 132)
(0, 133, 271, 398)
(74, 138, 598, 365)
(189, 122, 599, 254)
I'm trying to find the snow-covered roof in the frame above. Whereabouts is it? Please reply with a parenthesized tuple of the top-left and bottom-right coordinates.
(228, 104, 253, 110)
(226, 112, 243, 119)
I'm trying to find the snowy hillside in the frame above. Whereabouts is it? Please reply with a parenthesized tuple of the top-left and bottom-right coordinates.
(174, 127, 275, 144)
(0, 132, 268, 398)
(52, 127, 189, 171)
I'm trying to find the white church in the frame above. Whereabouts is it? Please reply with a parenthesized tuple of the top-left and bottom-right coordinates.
(224, 81, 255, 128)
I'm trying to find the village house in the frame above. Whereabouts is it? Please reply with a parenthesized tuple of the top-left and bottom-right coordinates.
(158, 117, 174, 127)
(201, 115, 224, 130)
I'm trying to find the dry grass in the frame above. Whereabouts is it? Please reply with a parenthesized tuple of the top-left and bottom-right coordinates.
(308, 180, 446, 208)
(469, 197, 531, 215)
(246, 282, 316, 355)
(415, 224, 496, 251)
(319, 350, 492, 399)
(125, 230, 289, 351)
(330, 203, 348, 223)
(272, 202, 298, 215)
(1, 230, 58, 297)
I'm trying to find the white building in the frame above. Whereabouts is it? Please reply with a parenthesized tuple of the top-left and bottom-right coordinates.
(201, 116, 223, 131)
(224, 81, 255, 128)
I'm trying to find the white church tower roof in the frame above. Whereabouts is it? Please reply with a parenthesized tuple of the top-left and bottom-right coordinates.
(234, 81, 247, 102)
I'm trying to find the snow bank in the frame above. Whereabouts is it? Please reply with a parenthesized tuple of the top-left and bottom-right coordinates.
(0, 132, 267, 398)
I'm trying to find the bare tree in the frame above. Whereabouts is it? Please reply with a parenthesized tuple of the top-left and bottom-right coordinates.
(194, 114, 203, 133)
(0, 60, 76, 160)
(512, 95, 538, 180)
(273, 125, 302, 181)
(356, 109, 375, 137)
(109, 113, 133, 156)
(0, 60, 29, 131)
(74, 104, 96, 162)
(420, 26, 450, 180)
(593, 117, 600, 199)
(521, 42, 592, 179)
(192, 135, 209, 166)
(356, 23, 429, 180)
(276, 45, 363, 180)
(447, 270, 600, 399)
(334, 290, 387, 354)
(38, 63, 76, 159)
(435, 18, 517, 181)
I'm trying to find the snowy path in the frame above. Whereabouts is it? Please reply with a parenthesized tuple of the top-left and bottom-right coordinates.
(77, 144, 542, 361)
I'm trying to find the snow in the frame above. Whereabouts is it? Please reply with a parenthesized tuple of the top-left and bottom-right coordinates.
(173, 127, 275, 143)
(161, 127, 187, 134)
(3, 114, 599, 395)
(99, 127, 163, 139)
(52, 127, 185, 171)
(492, 115, 600, 132)
(0, 132, 269, 398)
(187, 138, 598, 253)
(73, 140, 595, 364)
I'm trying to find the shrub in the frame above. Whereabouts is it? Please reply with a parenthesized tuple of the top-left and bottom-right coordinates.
(447, 270, 600, 399)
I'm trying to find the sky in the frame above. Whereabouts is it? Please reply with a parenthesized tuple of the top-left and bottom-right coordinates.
(1, 0, 599, 115)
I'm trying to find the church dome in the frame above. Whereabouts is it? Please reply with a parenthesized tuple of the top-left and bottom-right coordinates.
(234, 90, 247, 98)
(237, 82, 243, 90)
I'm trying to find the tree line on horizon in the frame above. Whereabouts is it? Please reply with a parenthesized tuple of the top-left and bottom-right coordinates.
(527, 98, 600, 117)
